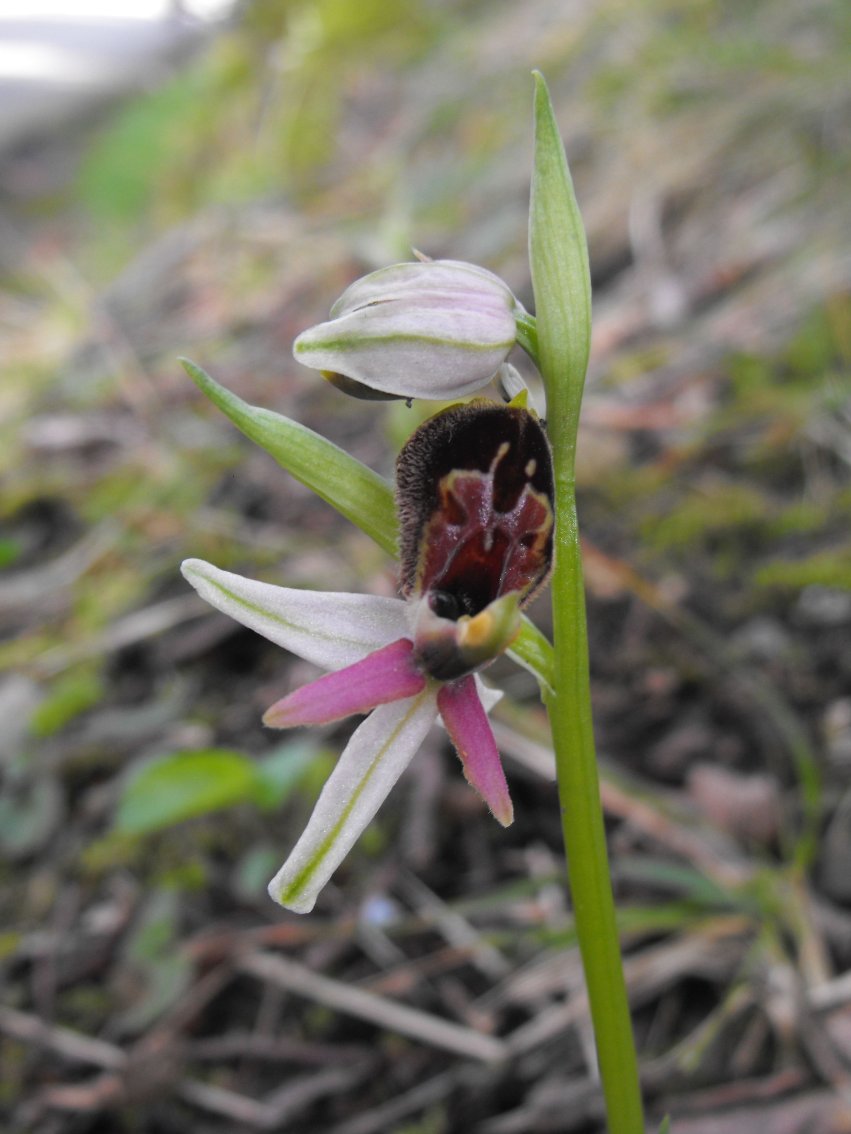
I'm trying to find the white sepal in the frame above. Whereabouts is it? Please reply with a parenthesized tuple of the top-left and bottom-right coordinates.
(268, 691, 439, 913)
(181, 559, 409, 672)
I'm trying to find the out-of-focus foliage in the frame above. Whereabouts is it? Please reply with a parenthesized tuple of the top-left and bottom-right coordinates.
(76, 0, 439, 267)
(115, 742, 318, 834)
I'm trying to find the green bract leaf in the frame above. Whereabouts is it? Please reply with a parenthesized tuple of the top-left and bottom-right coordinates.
(180, 358, 398, 556)
(529, 74, 644, 1134)
(529, 71, 592, 415)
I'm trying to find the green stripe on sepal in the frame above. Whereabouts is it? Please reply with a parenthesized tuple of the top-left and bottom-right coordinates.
(180, 358, 398, 556)
(269, 691, 438, 913)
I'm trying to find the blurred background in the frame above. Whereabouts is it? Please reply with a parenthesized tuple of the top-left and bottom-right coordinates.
(1, 1, 849, 1131)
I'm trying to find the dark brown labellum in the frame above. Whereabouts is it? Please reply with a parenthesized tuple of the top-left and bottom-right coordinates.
(396, 398, 554, 623)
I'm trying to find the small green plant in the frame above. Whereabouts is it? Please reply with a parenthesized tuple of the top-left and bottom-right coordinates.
(181, 73, 644, 1132)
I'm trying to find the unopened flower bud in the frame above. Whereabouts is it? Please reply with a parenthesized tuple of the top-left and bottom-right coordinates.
(293, 259, 522, 400)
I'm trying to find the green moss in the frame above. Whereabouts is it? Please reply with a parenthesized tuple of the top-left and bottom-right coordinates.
(57, 985, 114, 1033)
(0, 932, 23, 962)
(767, 498, 834, 537)
(81, 831, 144, 877)
(641, 481, 768, 552)
(0, 537, 23, 568)
(0, 631, 62, 672)
(784, 302, 847, 379)
(754, 548, 851, 591)
(0, 1040, 27, 1105)
(29, 667, 105, 738)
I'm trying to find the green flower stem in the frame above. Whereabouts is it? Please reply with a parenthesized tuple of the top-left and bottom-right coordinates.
(513, 307, 539, 362)
(529, 73, 644, 1132)
(508, 621, 555, 697)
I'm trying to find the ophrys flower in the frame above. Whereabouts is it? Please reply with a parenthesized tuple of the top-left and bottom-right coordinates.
(181, 400, 553, 913)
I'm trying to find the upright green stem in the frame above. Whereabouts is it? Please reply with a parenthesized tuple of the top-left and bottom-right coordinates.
(547, 420, 644, 1134)
(528, 73, 644, 1132)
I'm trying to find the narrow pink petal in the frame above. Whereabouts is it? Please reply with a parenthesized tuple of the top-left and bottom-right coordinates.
(263, 638, 425, 728)
(437, 676, 513, 826)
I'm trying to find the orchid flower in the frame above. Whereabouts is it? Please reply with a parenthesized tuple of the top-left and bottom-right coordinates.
(181, 399, 553, 913)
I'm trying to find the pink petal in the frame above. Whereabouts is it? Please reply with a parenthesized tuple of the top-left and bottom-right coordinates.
(263, 638, 425, 728)
(437, 676, 513, 826)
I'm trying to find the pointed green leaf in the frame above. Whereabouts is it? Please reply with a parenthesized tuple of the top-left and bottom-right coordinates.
(180, 358, 398, 555)
(529, 71, 592, 415)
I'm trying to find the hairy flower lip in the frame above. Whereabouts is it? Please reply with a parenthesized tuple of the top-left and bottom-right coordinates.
(293, 259, 522, 401)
